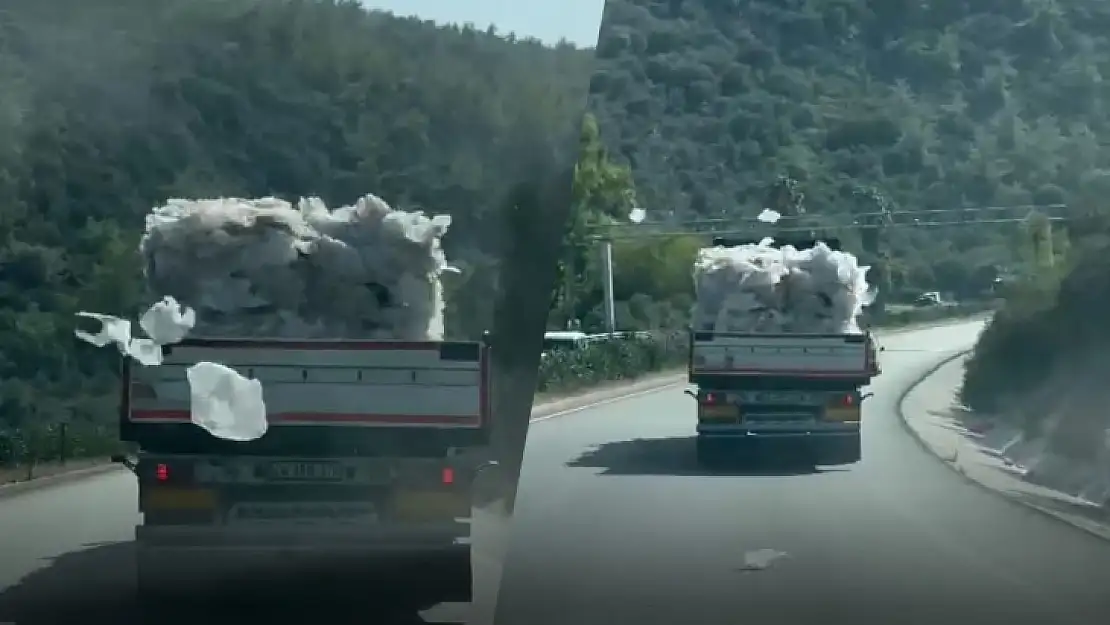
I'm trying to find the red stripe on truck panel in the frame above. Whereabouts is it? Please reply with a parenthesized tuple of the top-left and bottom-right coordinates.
(130, 409, 480, 425)
(692, 368, 869, 377)
(174, 339, 453, 351)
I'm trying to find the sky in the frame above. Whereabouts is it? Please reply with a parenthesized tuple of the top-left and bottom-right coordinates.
(361, 0, 605, 47)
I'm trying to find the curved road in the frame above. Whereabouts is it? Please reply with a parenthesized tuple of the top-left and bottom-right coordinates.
(4, 321, 1110, 624)
(495, 320, 1110, 625)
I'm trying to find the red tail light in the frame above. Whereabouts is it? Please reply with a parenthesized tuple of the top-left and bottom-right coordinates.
(441, 467, 455, 485)
(841, 394, 854, 407)
(701, 392, 718, 406)
(155, 463, 170, 482)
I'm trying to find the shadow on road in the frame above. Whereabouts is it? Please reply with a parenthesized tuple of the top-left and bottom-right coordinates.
(0, 541, 465, 625)
(566, 435, 847, 477)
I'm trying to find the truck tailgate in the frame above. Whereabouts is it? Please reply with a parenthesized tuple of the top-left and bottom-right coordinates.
(689, 332, 873, 379)
(124, 339, 489, 431)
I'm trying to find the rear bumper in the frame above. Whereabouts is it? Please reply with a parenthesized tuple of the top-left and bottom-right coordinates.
(696, 422, 860, 438)
(136, 519, 470, 551)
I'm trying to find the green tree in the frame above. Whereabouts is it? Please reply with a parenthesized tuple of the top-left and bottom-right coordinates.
(552, 113, 638, 328)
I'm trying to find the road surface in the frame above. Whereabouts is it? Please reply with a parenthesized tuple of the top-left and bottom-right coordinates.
(495, 320, 1110, 625)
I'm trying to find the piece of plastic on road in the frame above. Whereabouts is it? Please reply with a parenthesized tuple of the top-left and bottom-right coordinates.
(187, 361, 268, 442)
(740, 548, 789, 571)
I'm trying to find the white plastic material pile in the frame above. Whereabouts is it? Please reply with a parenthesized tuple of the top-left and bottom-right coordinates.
(140, 194, 454, 340)
(75, 297, 268, 442)
(692, 240, 872, 334)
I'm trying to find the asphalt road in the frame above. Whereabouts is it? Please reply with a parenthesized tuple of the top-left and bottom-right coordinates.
(5, 320, 1110, 625)
(494, 320, 1110, 625)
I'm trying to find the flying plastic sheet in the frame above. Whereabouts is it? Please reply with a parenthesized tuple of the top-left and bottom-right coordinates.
(75, 296, 268, 441)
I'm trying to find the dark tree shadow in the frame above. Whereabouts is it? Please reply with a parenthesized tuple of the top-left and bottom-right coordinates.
(566, 435, 848, 477)
(0, 540, 466, 625)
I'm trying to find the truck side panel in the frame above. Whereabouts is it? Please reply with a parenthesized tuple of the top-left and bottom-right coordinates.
(689, 332, 874, 380)
(126, 339, 489, 429)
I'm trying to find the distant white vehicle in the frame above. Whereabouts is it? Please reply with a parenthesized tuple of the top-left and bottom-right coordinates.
(542, 330, 591, 352)
(914, 291, 959, 307)
(540, 330, 653, 357)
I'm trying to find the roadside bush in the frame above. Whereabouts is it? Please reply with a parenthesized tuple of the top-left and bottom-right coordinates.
(0, 421, 125, 473)
(537, 332, 687, 395)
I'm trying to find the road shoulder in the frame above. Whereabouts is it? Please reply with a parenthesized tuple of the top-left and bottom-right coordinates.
(898, 352, 1110, 541)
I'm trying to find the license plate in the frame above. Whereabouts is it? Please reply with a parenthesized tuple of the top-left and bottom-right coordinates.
(825, 407, 861, 421)
(738, 391, 818, 405)
(700, 404, 738, 419)
(745, 412, 814, 422)
(392, 491, 469, 521)
(144, 488, 217, 510)
(227, 501, 377, 524)
(265, 461, 345, 482)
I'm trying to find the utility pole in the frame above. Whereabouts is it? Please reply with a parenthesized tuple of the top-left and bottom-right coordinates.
(853, 186, 893, 320)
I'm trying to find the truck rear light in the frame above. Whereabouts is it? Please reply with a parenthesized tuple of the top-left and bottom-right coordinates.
(441, 467, 455, 485)
(824, 393, 861, 422)
(143, 459, 193, 485)
(701, 392, 719, 406)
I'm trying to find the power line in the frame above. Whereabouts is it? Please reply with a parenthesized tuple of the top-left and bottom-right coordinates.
(589, 204, 1069, 241)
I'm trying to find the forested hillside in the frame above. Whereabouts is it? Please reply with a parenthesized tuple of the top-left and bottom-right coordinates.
(0, 0, 596, 461)
(587, 0, 1110, 297)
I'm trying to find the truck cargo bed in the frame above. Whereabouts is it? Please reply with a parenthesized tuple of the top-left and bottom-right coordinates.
(689, 331, 877, 384)
(120, 337, 491, 454)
